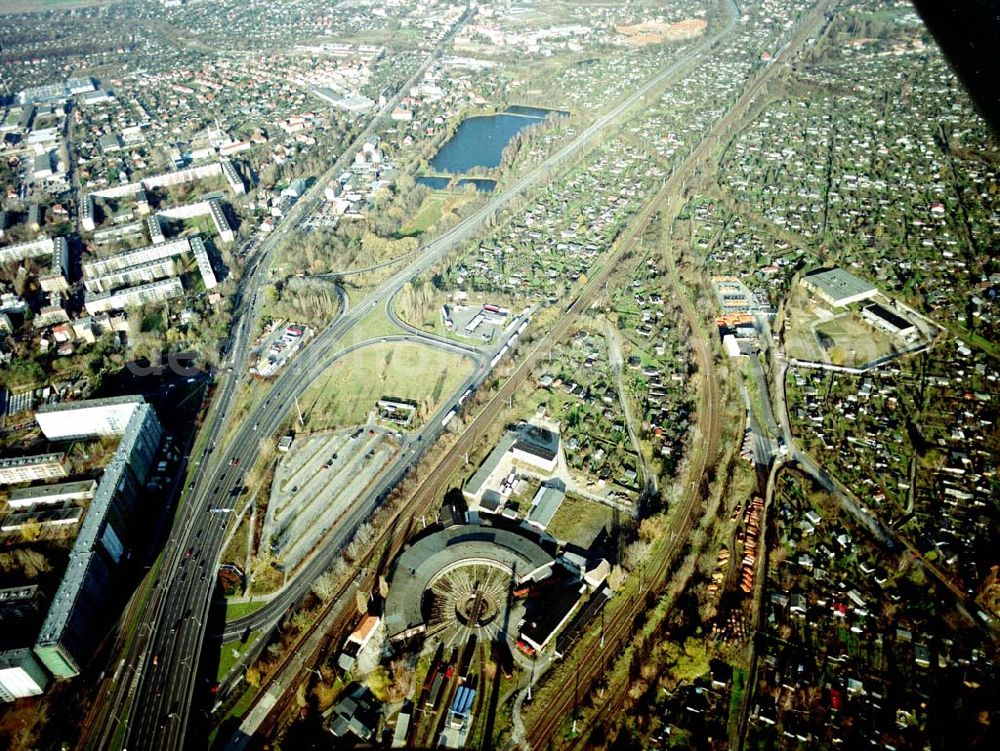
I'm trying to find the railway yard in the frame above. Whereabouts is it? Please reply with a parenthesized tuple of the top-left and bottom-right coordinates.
(1, 0, 997, 750)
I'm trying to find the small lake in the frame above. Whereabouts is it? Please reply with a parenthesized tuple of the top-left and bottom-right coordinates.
(428, 106, 566, 175)
(416, 176, 496, 192)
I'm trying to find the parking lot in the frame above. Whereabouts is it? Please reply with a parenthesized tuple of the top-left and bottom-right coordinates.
(261, 426, 399, 572)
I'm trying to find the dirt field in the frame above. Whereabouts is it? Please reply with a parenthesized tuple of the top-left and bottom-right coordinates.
(616, 18, 708, 45)
(784, 286, 907, 367)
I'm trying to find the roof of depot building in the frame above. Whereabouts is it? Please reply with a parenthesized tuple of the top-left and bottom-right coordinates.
(383, 523, 554, 640)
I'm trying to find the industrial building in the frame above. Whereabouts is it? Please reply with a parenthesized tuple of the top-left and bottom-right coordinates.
(463, 422, 562, 507)
(801, 268, 878, 308)
(16, 77, 94, 105)
(518, 585, 582, 653)
(463, 432, 517, 506)
(862, 303, 916, 336)
(34, 399, 163, 678)
(512, 425, 560, 472)
(383, 522, 555, 642)
(525, 480, 567, 531)
(0, 452, 68, 486)
(311, 88, 374, 112)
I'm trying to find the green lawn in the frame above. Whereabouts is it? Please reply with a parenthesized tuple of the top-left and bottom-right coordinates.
(225, 599, 266, 622)
(399, 192, 476, 237)
(400, 195, 447, 236)
(217, 630, 262, 682)
(338, 306, 403, 349)
(221, 512, 250, 568)
(297, 341, 474, 430)
(728, 665, 749, 732)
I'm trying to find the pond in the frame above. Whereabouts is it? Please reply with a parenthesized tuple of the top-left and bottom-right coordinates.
(427, 106, 566, 175)
(416, 176, 497, 192)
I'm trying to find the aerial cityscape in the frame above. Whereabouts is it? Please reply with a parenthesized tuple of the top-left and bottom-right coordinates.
(0, 0, 996, 750)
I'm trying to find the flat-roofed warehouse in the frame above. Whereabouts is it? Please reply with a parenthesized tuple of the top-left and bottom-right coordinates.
(801, 267, 877, 308)
(862, 303, 916, 336)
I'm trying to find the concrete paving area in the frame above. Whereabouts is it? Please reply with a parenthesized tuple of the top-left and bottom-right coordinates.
(444, 303, 510, 343)
(262, 427, 399, 572)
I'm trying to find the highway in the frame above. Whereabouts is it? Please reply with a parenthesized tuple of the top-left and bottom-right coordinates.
(212, 292, 533, 655)
(81, 13, 474, 750)
(88, 1, 767, 747)
(211, 327, 488, 644)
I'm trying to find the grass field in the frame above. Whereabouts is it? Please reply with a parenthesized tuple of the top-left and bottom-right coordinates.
(217, 630, 262, 682)
(399, 193, 475, 237)
(400, 195, 447, 236)
(298, 341, 473, 430)
(727, 665, 748, 732)
(225, 599, 266, 622)
(220, 511, 250, 568)
(338, 305, 402, 349)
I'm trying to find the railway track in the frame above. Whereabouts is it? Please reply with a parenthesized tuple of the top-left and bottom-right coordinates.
(523, 204, 722, 750)
(227, 0, 831, 738)
(522, 1, 837, 747)
(232, 112, 710, 746)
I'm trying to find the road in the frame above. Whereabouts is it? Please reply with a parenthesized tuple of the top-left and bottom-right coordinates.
(211, 1, 770, 738)
(87, 0, 784, 745)
(80, 13, 473, 750)
(603, 319, 656, 498)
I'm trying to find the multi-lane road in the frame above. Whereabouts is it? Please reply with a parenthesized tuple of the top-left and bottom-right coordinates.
(83, 3, 767, 748)
(81, 13, 474, 750)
